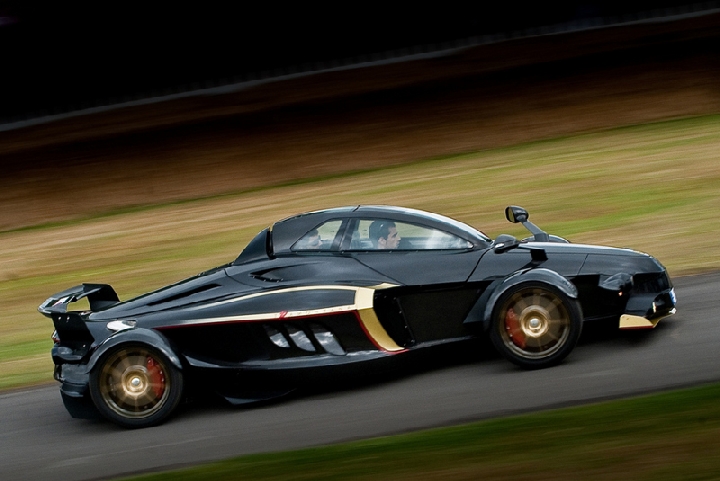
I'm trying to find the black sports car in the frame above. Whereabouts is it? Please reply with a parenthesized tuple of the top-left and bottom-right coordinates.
(39, 205, 676, 428)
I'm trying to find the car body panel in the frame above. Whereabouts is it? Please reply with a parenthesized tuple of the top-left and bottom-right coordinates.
(351, 250, 485, 285)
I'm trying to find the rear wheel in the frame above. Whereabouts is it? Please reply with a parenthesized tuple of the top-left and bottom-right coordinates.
(490, 282, 582, 369)
(89, 344, 183, 428)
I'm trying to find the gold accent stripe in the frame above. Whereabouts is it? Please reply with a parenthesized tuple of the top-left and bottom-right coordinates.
(177, 284, 401, 333)
(357, 308, 404, 352)
(196, 284, 397, 310)
(178, 302, 361, 325)
(353, 286, 403, 351)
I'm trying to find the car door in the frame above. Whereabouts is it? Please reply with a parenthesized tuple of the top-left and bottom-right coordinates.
(344, 218, 486, 345)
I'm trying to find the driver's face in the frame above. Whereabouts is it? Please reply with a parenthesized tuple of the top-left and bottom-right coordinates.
(307, 233, 321, 247)
(381, 226, 400, 249)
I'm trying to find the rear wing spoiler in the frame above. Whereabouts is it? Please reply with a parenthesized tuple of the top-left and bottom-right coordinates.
(38, 284, 120, 317)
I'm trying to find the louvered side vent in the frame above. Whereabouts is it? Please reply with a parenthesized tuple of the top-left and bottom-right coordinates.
(147, 284, 220, 306)
(263, 323, 345, 355)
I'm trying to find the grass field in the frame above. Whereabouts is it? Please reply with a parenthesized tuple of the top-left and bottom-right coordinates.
(1, 114, 719, 389)
(117, 382, 720, 481)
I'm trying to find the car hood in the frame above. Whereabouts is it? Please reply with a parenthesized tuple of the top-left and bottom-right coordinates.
(523, 242, 667, 275)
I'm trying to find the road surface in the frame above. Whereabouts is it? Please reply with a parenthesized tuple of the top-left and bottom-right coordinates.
(0, 272, 717, 481)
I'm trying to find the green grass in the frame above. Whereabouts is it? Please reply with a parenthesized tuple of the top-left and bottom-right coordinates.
(117, 382, 720, 481)
(2, 114, 720, 389)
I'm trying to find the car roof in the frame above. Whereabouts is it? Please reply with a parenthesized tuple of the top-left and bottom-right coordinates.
(270, 205, 490, 255)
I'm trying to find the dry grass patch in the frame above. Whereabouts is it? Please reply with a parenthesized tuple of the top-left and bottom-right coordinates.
(119, 383, 720, 481)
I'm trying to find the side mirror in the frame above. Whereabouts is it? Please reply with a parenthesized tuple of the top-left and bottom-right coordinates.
(505, 205, 528, 223)
(504, 205, 550, 242)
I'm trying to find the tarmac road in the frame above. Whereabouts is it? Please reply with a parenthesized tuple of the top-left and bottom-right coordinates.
(1, 272, 718, 481)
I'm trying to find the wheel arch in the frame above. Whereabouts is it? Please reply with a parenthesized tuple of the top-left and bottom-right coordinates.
(86, 327, 184, 375)
(466, 268, 579, 332)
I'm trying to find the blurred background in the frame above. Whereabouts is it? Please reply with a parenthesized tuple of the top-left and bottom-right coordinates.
(1, 1, 719, 231)
(3, 2, 713, 122)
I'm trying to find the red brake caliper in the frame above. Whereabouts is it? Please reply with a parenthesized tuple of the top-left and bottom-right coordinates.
(505, 308, 527, 348)
(146, 357, 165, 398)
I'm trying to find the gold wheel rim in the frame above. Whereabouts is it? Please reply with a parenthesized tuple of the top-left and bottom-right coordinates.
(499, 288, 571, 359)
(98, 347, 170, 419)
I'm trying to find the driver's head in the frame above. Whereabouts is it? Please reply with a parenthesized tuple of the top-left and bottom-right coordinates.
(304, 229, 321, 248)
(369, 220, 400, 249)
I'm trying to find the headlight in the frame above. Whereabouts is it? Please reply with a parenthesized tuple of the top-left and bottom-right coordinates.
(599, 273, 633, 292)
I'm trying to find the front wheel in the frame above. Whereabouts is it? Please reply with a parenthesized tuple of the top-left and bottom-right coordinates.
(490, 282, 582, 369)
(89, 344, 183, 428)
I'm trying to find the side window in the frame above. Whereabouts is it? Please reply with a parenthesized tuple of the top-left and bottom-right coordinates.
(350, 219, 472, 251)
(291, 220, 343, 251)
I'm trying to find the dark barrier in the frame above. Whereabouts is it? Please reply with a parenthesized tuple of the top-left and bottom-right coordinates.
(1, 2, 718, 126)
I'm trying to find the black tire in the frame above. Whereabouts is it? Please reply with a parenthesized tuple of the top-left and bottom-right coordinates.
(489, 282, 582, 369)
(89, 344, 184, 428)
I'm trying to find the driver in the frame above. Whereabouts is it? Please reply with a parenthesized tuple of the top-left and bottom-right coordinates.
(296, 229, 322, 249)
(369, 220, 400, 249)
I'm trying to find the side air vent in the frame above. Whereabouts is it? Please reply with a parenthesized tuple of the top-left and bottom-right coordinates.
(310, 323, 345, 355)
(147, 284, 220, 306)
(263, 323, 345, 355)
(286, 326, 315, 352)
(251, 269, 284, 282)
